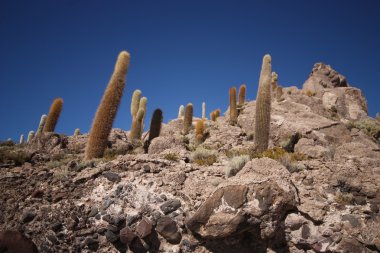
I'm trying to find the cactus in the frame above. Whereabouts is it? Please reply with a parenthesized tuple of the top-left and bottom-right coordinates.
(131, 90, 141, 119)
(43, 98, 63, 132)
(139, 96, 148, 132)
(195, 120, 205, 142)
(27, 131, 35, 143)
(276, 86, 284, 102)
(255, 54, 272, 152)
(85, 51, 130, 160)
(183, 103, 193, 135)
(144, 109, 163, 153)
(148, 109, 163, 142)
(238, 84, 246, 107)
(210, 111, 216, 121)
(178, 105, 184, 119)
(271, 72, 278, 96)
(229, 87, 238, 125)
(215, 109, 221, 118)
(74, 128, 80, 137)
(36, 114, 47, 136)
(202, 102, 206, 119)
(19, 134, 24, 144)
(130, 108, 145, 140)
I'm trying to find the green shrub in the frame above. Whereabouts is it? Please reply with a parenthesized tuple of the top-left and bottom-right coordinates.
(346, 120, 380, 139)
(190, 147, 218, 166)
(225, 155, 250, 177)
(163, 153, 179, 162)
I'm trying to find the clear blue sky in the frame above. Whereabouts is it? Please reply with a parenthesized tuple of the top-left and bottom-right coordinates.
(1, 0, 379, 141)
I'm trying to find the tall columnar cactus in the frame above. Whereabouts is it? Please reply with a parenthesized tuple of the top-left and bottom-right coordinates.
(148, 109, 163, 142)
(27, 131, 35, 143)
(210, 111, 216, 121)
(85, 51, 130, 160)
(202, 102, 206, 119)
(238, 84, 246, 107)
(74, 128, 80, 137)
(229, 87, 238, 125)
(19, 134, 24, 144)
(139, 97, 148, 132)
(271, 72, 278, 95)
(43, 98, 63, 132)
(276, 86, 284, 102)
(130, 108, 145, 140)
(131, 90, 141, 119)
(215, 109, 221, 118)
(36, 114, 47, 136)
(195, 120, 205, 142)
(255, 54, 272, 152)
(183, 103, 193, 135)
(178, 105, 184, 119)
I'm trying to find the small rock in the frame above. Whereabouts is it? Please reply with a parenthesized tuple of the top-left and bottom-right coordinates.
(107, 224, 119, 233)
(105, 230, 119, 243)
(88, 206, 98, 217)
(156, 216, 181, 244)
(46, 234, 59, 245)
(31, 189, 44, 198)
(135, 218, 153, 239)
(51, 223, 63, 232)
(103, 172, 121, 182)
(120, 227, 137, 245)
(353, 196, 366, 205)
(160, 199, 181, 215)
(21, 210, 36, 223)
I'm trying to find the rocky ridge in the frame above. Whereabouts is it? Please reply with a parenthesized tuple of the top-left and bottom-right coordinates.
(0, 63, 379, 252)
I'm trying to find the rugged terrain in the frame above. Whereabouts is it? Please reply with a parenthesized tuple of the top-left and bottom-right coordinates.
(1, 63, 379, 253)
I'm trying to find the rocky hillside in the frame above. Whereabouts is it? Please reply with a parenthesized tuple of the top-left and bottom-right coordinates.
(1, 63, 380, 253)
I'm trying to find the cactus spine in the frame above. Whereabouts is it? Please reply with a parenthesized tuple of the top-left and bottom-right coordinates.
(202, 102, 206, 119)
(43, 98, 63, 132)
(178, 105, 184, 119)
(36, 114, 47, 136)
(131, 90, 141, 119)
(130, 108, 145, 140)
(229, 87, 238, 125)
(27, 131, 35, 143)
(238, 84, 246, 107)
(183, 103, 193, 135)
(255, 54, 272, 152)
(85, 51, 130, 160)
(19, 134, 24, 144)
(74, 128, 80, 137)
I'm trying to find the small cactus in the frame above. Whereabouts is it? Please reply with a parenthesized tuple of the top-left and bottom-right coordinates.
(178, 105, 184, 119)
(202, 102, 206, 119)
(74, 128, 80, 137)
(276, 86, 284, 102)
(36, 114, 47, 136)
(139, 96, 148, 132)
(43, 98, 63, 132)
(19, 134, 24, 144)
(215, 109, 221, 118)
(85, 51, 130, 160)
(255, 54, 272, 152)
(131, 90, 141, 119)
(27, 131, 35, 143)
(238, 84, 246, 107)
(130, 108, 145, 140)
(183, 103, 193, 135)
(229, 87, 238, 125)
(195, 120, 205, 142)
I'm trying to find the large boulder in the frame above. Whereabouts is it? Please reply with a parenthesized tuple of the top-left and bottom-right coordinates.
(186, 158, 297, 246)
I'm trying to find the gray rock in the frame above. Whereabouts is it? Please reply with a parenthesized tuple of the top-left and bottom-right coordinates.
(156, 216, 181, 244)
(160, 199, 181, 215)
(102, 171, 121, 182)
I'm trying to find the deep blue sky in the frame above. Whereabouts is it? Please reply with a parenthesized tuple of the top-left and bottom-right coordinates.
(1, 0, 379, 140)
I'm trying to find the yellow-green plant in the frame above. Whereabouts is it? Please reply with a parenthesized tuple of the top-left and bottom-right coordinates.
(183, 103, 193, 135)
(178, 105, 184, 119)
(27, 131, 35, 143)
(43, 98, 63, 132)
(36, 114, 47, 136)
(130, 108, 145, 140)
(229, 87, 237, 125)
(210, 111, 216, 121)
(139, 96, 147, 132)
(73, 128, 80, 137)
(19, 134, 24, 144)
(255, 54, 272, 152)
(85, 51, 130, 160)
(195, 120, 205, 142)
(131, 90, 141, 119)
